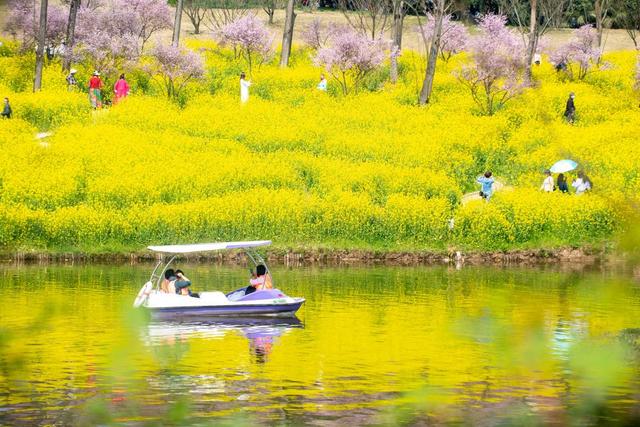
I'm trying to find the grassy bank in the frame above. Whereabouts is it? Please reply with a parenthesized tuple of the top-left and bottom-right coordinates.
(0, 245, 611, 268)
(0, 38, 638, 255)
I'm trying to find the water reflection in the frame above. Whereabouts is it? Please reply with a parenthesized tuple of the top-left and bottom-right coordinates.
(1, 264, 640, 425)
(145, 317, 303, 364)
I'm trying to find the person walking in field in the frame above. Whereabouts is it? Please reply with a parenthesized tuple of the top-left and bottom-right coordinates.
(540, 169, 554, 192)
(240, 72, 251, 104)
(564, 92, 576, 123)
(66, 68, 78, 91)
(113, 74, 130, 104)
(476, 171, 495, 201)
(88, 71, 103, 109)
(317, 74, 327, 91)
(1, 97, 11, 119)
(557, 173, 569, 193)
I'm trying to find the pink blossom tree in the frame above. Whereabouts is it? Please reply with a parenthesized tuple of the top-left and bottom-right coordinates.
(314, 28, 386, 95)
(220, 15, 274, 75)
(147, 44, 205, 100)
(76, 0, 171, 56)
(72, 0, 171, 77)
(5, 0, 67, 51)
(456, 14, 527, 115)
(418, 14, 469, 62)
(549, 25, 601, 81)
(127, 0, 173, 53)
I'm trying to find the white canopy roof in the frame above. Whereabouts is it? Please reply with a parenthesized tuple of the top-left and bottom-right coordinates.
(148, 240, 272, 254)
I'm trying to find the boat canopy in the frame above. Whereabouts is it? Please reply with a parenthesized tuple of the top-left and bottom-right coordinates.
(148, 240, 272, 254)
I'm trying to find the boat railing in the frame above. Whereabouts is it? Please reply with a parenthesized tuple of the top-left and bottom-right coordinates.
(149, 255, 178, 290)
(146, 246, 272, 290)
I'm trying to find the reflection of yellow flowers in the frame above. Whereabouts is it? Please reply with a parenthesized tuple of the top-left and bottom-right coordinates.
(0, 48, 638, 251)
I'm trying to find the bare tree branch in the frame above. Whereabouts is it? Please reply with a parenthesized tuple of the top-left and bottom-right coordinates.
(337, 0, 392, 40)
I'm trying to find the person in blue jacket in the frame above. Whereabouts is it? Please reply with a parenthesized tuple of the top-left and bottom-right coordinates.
(476, 171, 495, 201)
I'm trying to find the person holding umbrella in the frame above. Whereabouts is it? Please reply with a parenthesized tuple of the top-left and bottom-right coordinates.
(549, 159, 578, 193)
(557, 173, 569, 193)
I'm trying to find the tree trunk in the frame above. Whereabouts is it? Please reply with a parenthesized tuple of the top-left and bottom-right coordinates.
(595, 0, 603, 48)
(172, 0, 184, 47)
(62, 0, 79, 73)
(34, 0, 48, 92)
(279, 0, 296, 67)
(390, 54, 399, 85)
(419, 1, 444, 105)
(525, 0, 538, 81)
(390, 0, 404, 84)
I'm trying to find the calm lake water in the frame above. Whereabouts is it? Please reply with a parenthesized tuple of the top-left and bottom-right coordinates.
(1, 263, 639, 425)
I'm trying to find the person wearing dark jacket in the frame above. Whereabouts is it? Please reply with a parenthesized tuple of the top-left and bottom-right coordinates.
(564, 92, 576, 123)
(1, 98, 11, 119)
(557, 173, 569, 193)
(174, 269, 199, 298)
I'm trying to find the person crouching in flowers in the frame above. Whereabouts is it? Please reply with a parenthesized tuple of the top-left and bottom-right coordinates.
(88, 71, 103, 109)
(113, 74, 130, 104)
(240, 72, 251, 104)
(476, 171, 495, 201)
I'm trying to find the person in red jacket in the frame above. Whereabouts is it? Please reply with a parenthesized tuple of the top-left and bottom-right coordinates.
(88, 71, 103, 109)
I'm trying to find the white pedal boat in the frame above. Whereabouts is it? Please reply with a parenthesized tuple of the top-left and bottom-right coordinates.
(133, 240, 305, 318)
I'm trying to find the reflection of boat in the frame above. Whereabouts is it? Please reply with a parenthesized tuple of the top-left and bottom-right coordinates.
(133, 241, 305, 318)
(146, 317, 303, 341)
(146, 318, 303, 363)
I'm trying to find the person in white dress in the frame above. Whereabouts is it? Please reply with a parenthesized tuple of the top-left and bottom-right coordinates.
(240, 72, 251, 103)
(540, 169, 554, 192)
(317, 74, 327, 91)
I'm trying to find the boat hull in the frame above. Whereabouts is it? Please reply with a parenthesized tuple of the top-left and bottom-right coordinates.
(148, 299, 305, 319)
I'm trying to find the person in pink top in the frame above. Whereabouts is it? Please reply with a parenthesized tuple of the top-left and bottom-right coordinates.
(113, 74, 130, 104)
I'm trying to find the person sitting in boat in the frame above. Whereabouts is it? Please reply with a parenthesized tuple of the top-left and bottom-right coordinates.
(161, 269, 177, 294)
(247, 265, 273, 294)
(174, 269, 199, 298)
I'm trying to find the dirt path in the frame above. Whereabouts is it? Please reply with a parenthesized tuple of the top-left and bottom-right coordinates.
(461, 179, 513, 205)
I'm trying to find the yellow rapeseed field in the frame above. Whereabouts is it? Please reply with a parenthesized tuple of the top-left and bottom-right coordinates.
(0, 39, 638, 252)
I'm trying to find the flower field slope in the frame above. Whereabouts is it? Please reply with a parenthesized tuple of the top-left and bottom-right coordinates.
(0, 42, 638, 254)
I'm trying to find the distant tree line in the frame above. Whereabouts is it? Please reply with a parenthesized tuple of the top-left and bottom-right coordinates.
(316, 0, 640, 33)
